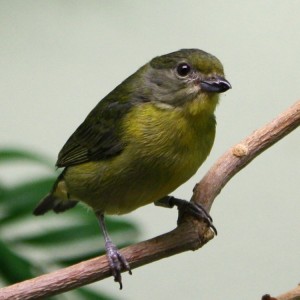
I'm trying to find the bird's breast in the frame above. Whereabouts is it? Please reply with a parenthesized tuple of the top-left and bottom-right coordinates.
(122, 102, 216, 186)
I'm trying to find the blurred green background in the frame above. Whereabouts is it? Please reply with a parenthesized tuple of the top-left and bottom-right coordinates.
(0, 148, 138, 299)
(1, 1, 299, 299)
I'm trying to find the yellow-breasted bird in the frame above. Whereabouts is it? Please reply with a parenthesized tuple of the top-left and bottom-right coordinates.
(34, 49, 231, 288)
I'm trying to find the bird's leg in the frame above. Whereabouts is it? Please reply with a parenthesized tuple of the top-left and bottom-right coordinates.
(95, 212, 132, 289)
(155, 196, 217, 235)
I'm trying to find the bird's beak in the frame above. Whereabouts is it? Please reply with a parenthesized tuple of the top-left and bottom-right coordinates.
(200, 76, 232, 93)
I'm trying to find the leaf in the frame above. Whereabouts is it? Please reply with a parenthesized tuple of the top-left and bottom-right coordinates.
(0, 177, 56, 224)
(0, 239, 36, 284)
(0, 148, 53, 168)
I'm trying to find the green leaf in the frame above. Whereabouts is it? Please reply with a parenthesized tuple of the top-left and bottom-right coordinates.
(21, 222, 98, 245)
(0, 177, 56, 224)
(0, 148, 53, 168)
(0, 239, 36, 284)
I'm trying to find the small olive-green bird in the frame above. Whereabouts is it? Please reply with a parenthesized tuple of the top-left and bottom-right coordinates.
(34, 48, 231, 288)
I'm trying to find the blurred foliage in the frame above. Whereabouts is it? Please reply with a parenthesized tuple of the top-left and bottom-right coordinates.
(0, 148, 139, 299)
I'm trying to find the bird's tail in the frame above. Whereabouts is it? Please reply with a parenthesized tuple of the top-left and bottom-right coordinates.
(33, 173, 78, 215)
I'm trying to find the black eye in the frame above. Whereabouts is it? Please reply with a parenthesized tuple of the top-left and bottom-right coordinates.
(176, 63, 191, 77)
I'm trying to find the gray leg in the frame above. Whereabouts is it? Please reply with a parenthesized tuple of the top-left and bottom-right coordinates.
(155, 196, 217, 235)
(96, 212, 132, 289)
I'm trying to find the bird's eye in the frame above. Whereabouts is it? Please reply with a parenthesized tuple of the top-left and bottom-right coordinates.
(176, 63, 191, 77)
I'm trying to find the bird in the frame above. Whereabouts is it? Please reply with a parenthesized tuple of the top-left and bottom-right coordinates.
(33, 48, 231, 289)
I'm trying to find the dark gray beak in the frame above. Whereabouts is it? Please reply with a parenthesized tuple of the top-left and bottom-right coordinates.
(200, 76, 232, 93)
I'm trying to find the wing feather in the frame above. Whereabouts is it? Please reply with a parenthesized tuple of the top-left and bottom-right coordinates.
(56, 99, 133, 168)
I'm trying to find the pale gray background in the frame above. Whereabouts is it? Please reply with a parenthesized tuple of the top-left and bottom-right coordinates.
(1, 1, 299, 299)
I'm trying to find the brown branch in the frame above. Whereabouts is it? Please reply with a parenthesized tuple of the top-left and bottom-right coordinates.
(276, 283, 300, 300)
(262, 283, 300, 300)
(0, 100, 299, 300)
(192, 99, 300, 211)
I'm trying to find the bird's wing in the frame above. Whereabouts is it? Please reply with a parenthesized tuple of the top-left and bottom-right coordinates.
(56, 99, 133, 168)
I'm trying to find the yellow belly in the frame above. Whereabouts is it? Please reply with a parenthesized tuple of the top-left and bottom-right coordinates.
(63, 102, 216, 215)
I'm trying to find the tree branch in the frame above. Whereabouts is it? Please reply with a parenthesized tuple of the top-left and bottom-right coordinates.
(262, 283, 300, 300)
(193, 99, 300, 211)
(276, 284, 300, 300)
(1, 100, 299, 300)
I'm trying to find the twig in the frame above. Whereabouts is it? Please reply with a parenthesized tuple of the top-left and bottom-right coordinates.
(276, 284, 300, 300)
(0, 100, 299, 300)
(262, 283, 300, 300)
(193, 99, 300, 210)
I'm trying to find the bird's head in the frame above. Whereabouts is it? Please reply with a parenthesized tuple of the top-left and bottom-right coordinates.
(138, 49, 231, 114)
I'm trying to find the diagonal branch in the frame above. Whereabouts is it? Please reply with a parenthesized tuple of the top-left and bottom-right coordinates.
(0, 100, 299, 300)
(193, 99, 300, 211)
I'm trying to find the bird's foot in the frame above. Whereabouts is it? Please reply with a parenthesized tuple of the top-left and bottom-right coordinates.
(105, 240, 132, 289)
(155, 196, 217, 235)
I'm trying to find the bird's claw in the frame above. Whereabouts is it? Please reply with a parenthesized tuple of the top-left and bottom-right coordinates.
(105, 241, 132, 289)
(171, 197, 217, 235)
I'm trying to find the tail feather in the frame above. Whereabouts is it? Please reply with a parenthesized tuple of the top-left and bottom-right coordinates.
(33, 172, 78, 215)
(33, 193, 57, 215)
(33, 193, 78, 215)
